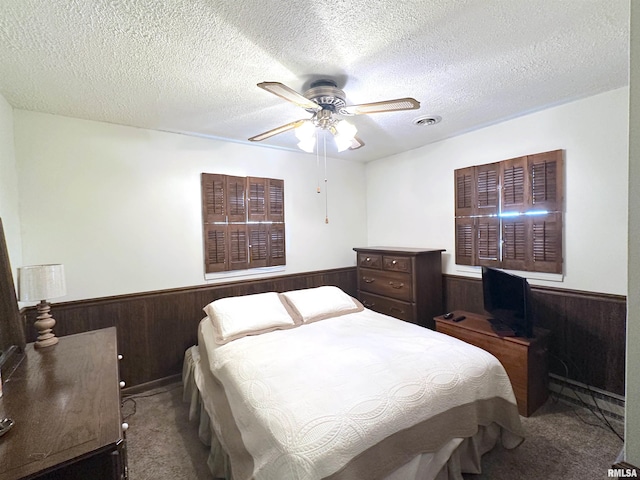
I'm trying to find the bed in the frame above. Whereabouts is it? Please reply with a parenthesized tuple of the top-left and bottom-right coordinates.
(182, 286, 524, 480)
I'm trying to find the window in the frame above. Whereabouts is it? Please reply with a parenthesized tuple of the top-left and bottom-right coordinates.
(201, 174, 285, 273)
(454, 150, 563, 274)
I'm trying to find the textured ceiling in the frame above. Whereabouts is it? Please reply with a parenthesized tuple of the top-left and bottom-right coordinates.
(0, 0, 629, 162)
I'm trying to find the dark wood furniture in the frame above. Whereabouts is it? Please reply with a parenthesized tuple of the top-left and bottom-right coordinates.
(442, 274, 625, 396)
(0, 218, 26, 379)
(435, 310, 550, 417)
(0, 327, 127, 480)
(354, 247, 445, 329)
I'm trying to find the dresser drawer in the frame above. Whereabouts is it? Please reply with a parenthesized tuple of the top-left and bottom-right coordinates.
(359, 291, 415, 323)
(358, 253, 382, 269)
(358, 268, 413, 301)
(383, 255, 411, 273)
(354, 247, 445, 330)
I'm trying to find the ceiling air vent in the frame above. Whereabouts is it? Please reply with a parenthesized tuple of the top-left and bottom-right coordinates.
(413, 115, 442, 126)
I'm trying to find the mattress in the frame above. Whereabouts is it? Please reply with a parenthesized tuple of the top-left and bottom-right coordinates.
(184, 305, 524, 480)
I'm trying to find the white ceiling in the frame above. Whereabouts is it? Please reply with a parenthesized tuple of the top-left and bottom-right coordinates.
(0, 1, 629, 162)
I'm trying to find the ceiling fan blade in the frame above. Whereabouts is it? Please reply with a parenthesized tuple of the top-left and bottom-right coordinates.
(257, 82, 322, 111)
(339, 97, 420, 116)
(350, 136, 365, 150)
(248, 119, 307, 142)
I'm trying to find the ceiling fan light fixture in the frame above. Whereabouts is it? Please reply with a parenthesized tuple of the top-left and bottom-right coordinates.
(333, 120, 358, 152)
(295, 120, 316, 141)
(335, 119, 357, 139)
(250, 79, 420, 153)
(297, 136, 316, 153)
(334, 134, 354, 152)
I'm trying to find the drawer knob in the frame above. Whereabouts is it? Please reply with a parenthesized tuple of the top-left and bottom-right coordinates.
(362, 277, 375, 283)
(122, 422, 129, 432)
(118, 354, 123, 360)
(392, 260, 397, 265)
(389, 281, 405, 289)
(363, 301, 375, 308)
(119, 381, 125, 388)
(366, 257, 371, 262)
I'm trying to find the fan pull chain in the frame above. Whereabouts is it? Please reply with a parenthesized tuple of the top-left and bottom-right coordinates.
(324, 133, 329, 224)
(316, 129, 321, 193)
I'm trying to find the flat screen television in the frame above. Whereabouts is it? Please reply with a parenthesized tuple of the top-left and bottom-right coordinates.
(481, 266, 534, 338)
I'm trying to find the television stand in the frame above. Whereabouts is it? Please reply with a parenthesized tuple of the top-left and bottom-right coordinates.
(434, 311, 550, 417)
(488, 318, 517, 337)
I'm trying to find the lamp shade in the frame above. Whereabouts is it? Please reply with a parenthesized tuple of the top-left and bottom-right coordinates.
(294, 120, 315, 142)
(297, 136, 316, 153)
(18, 264, 66, 301)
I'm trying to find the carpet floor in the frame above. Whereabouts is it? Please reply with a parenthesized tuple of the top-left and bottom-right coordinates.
(124, 382, 624, 479)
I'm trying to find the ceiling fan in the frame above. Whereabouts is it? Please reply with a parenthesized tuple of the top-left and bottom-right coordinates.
(248, 79, 420, 152)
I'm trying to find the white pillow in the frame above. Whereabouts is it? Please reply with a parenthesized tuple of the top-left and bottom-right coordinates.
(203, 292, 300, 344)
(280, 286, 363, 324)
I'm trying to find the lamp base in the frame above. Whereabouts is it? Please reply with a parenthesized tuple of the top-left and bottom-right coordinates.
(35, 335, 59, 349)
(34, 300, 59, 349)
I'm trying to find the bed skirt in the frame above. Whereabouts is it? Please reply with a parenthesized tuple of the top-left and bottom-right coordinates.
(182, 346, 512, 480)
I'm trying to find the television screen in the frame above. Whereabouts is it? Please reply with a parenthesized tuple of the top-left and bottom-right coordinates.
(481, 267, 534, 337)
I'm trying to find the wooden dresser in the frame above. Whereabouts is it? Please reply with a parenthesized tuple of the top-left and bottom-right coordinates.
(435, 311, 550, 417)
(354, 247, 445, 329)
(0, 327, 127, 480)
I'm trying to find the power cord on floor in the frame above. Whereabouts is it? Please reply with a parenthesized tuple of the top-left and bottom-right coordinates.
(549, 353, 624, 441)
(121, 383, 182, 421)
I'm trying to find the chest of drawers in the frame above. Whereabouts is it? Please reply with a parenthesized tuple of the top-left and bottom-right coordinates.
(353, 247, 445, 328)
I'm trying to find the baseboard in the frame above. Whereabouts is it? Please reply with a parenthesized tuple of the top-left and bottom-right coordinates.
(549, 373, 625, 420)
(121, 373, 181, 396)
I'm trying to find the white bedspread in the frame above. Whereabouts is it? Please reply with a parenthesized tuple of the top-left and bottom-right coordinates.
(200, 308, 521, 480)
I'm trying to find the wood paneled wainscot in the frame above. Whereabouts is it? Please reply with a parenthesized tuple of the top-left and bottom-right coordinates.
(0, 327, 127, 480)
(435, 311, 550, 417)
(23, 267, 358, 390)
(354, 247, 444, 329)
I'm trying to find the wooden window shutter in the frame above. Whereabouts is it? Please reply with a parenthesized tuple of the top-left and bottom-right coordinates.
(228, 225, 248, 270)
(453, 150, 563, 274)
(530, 213, 562, 273)
(269, 224, 286, 266)
(529, 150, 563, 212)
(475, 163, 500, 216)
(226, 176, 247, 223)
(248, 224, 269, 268)
(247, 177, 267, 222)
(455, 217, 475, 266)
(267, 178, 285, 222)
(202, 173, 285, 273)
(501, 217, 527, 271)
(454, 167, 475, 216)
(476, 217, 500, 267)
(203, 225, 227, 273)
(201, 173, 227, 223)
(501, 156, 528, 213)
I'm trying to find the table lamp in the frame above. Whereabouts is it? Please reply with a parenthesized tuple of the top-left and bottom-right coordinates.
(18, 264, 66, 348)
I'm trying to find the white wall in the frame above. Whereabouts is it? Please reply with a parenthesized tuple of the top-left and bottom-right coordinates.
(13, 111, 367, 301)
(625, 0, 640, 467)
(366, 87, 629, 295)
(0, 93, 22, 280)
